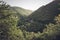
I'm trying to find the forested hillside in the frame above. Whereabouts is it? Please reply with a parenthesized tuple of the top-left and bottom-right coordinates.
(11, 7, 32, 17)
(0, 0, 60, 40)
(26, 0, 60, 32)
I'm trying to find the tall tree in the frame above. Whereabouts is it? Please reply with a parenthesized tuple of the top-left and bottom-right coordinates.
(0, 1, 24, 40)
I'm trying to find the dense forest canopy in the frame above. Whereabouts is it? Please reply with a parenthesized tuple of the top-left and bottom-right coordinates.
(0, 0, 60, 40)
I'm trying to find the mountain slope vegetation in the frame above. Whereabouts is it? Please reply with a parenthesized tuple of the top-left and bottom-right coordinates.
(29, 0, 60, 23)
(26, 0, 60, 32)
(11, 7, 32, 17)
(0, 0, 60, 40)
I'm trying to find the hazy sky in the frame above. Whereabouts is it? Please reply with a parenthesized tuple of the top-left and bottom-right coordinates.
(3, 0, 53, 11)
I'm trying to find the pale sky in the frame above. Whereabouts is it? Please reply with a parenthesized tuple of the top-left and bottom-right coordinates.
(3, 0, 53, 11)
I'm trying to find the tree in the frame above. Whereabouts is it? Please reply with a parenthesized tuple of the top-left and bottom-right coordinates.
(0, 1, 24, 40)
(42, 14, 60, 40)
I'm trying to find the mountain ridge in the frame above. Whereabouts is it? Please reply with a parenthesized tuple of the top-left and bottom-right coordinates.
(11, 6, 32, 17)
(25, 0, 60, 32)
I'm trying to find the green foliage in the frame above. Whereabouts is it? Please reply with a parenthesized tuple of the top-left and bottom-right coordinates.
(12, 7, 32, 17)
(0, 1, 24, 40)
(0, 0, 60, 40)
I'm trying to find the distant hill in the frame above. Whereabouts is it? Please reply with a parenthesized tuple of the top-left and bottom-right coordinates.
(10, 7, 32, 28)
(11, 7, 32, 17)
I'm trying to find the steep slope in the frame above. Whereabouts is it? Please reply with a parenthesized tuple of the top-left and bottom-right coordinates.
(29, 0, 60, 23)
(26, 0, 60, 32)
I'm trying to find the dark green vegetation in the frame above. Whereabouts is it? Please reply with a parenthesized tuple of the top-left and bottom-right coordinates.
(27, 0, 60, 32)
(0, 0, 60, 40)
